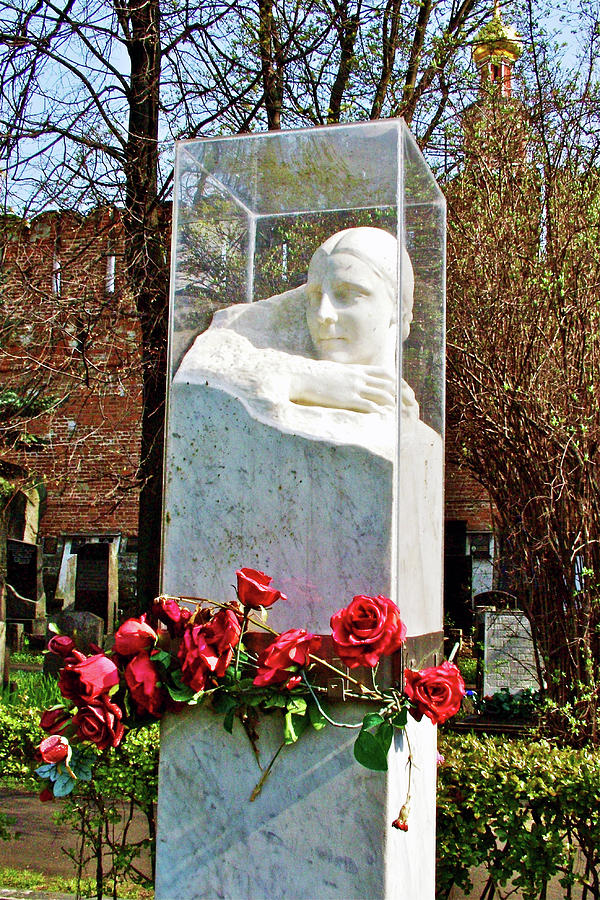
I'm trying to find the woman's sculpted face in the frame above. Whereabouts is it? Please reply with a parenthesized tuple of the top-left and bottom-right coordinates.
(305, 227, 411, 368)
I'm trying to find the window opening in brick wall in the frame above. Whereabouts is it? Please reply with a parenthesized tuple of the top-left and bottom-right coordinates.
(52, 251, 61, 295)
(106, 253, 116, 294)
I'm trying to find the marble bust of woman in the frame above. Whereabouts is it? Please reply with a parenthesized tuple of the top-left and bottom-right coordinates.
(174, 226, 426, 460)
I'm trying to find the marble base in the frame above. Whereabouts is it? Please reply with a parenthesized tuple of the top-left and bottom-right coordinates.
(156, 704, 436, 900)
(159, 383, 442, 899)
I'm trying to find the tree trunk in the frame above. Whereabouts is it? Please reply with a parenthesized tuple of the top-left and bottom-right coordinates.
(121, 0, 168, 610)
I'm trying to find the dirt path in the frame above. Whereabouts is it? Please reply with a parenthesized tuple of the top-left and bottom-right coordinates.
(0, 790, 86, 878)
(0, 789, 150, 881)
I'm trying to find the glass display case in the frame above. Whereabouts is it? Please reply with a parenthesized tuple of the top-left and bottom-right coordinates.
(163, 120, 445, 634)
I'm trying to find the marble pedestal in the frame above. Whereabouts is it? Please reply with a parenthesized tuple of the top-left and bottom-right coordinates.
(158, 382, 442, 899)
(156, 705, 436, 900)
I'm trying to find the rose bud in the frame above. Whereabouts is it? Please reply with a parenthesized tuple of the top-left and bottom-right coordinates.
(392, 802, 410, 831)
(37, 734, 71, 764)
(113, 618, 158, 657)
(40, 707, 71, 735)
(47, 635, 75, 658)
(236, 568, 286, 609)
(39, 787, 54, 803)
(58, 653, 119, 705)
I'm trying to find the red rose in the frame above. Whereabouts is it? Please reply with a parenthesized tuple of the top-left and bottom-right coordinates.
(114, 618, 158, 657)
(37, 734, 70, 764)
(253, 629, 321, 689)
(58, 653, 119, 704)
(151, 597, 192, 637)
(39, 787, 54, 802)
(124, 651, 165, 717)
(178, 609, 242, 693)
(330, 594, 406, 668)
(47, 635, 75, 658)
(72, 695, 125, 750)
(40, 707, 71, 735)
(404, 660, 466, 725)
(236, 568, 286, 609)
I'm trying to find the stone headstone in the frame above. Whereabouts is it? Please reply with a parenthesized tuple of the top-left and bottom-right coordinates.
(478, 608, 540, 696)
(55, 536, 119, 633)
(6, 539, 44, 606)
(44, 608, 104, 671)
(43, 608, 105, 676)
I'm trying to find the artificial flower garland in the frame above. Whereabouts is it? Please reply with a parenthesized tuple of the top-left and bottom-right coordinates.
(34, 568, 465, 830)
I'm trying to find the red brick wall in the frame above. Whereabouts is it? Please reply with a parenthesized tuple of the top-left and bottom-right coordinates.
(1, 207, 142, 539)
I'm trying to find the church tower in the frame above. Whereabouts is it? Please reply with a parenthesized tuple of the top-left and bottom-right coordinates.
(472, 0, 522, 98)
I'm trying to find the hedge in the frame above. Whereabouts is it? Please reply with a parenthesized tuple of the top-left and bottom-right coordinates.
(437, 732, 600, 898)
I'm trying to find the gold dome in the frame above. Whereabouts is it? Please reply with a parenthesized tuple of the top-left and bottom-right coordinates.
(473, 3, 522, 67)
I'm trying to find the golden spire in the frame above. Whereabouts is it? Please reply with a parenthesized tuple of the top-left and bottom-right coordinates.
(473, 2, 522, 70)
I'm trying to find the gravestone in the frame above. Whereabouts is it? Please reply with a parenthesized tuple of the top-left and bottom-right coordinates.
(158, 121, 445, 899)
(477, 608, 540, 696)
(5, 539, 46, 648)
(43, 609, 104, 676)
(6, 539, 42, 603)
(55, 536, 119, 633)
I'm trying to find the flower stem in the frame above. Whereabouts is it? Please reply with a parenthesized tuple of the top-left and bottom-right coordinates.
(301, 674, 364, 729)
(249, 740, 286, 802)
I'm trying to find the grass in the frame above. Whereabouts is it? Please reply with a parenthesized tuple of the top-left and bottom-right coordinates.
(456, 655, 477, 685)
(10, 648, 45, 667)
(0, 866, 153, 898)
(1, 670, 63, 708)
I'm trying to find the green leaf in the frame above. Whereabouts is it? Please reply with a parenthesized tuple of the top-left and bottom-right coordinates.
(212, 692, 237, 716)
(353, 730, 389, 771)
(151, 650, 172, 669)
(390, 707, 408, 728)
(284, 710, 309, 744)
(263, 694, 287, 709)
(285, 697, 307, 717)
(361, 712, 385, 731)
(223, 707, 236, 734)
(47, 622, 60, 635)
(308, 700, 327, 731)
(53, 772, 76, 797)
(166, 681, 197, 703)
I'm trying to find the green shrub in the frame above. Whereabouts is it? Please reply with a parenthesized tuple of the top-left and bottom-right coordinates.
(437, 733, 600, 899)
(479, 687, 542, 721)
(457, 656, 477, 685)
(0, 703, 43, 785)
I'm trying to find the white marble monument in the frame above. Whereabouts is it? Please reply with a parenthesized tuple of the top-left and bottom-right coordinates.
(158, 122, 445, 900)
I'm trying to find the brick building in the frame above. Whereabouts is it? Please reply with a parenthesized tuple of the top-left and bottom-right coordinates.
(1, 206, 143, 606)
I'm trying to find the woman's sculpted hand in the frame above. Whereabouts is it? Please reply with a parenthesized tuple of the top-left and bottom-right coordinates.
(289, 364, 395, 414)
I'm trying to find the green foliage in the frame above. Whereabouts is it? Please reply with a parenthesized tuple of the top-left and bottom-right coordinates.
(480, 688, 542, 721)
(354, 712, 393, 771)
(456, 656, 477, 684)
(0, 703, 44, 784)
(1, 671, 63, 709)
(437, 733, 600, 899)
